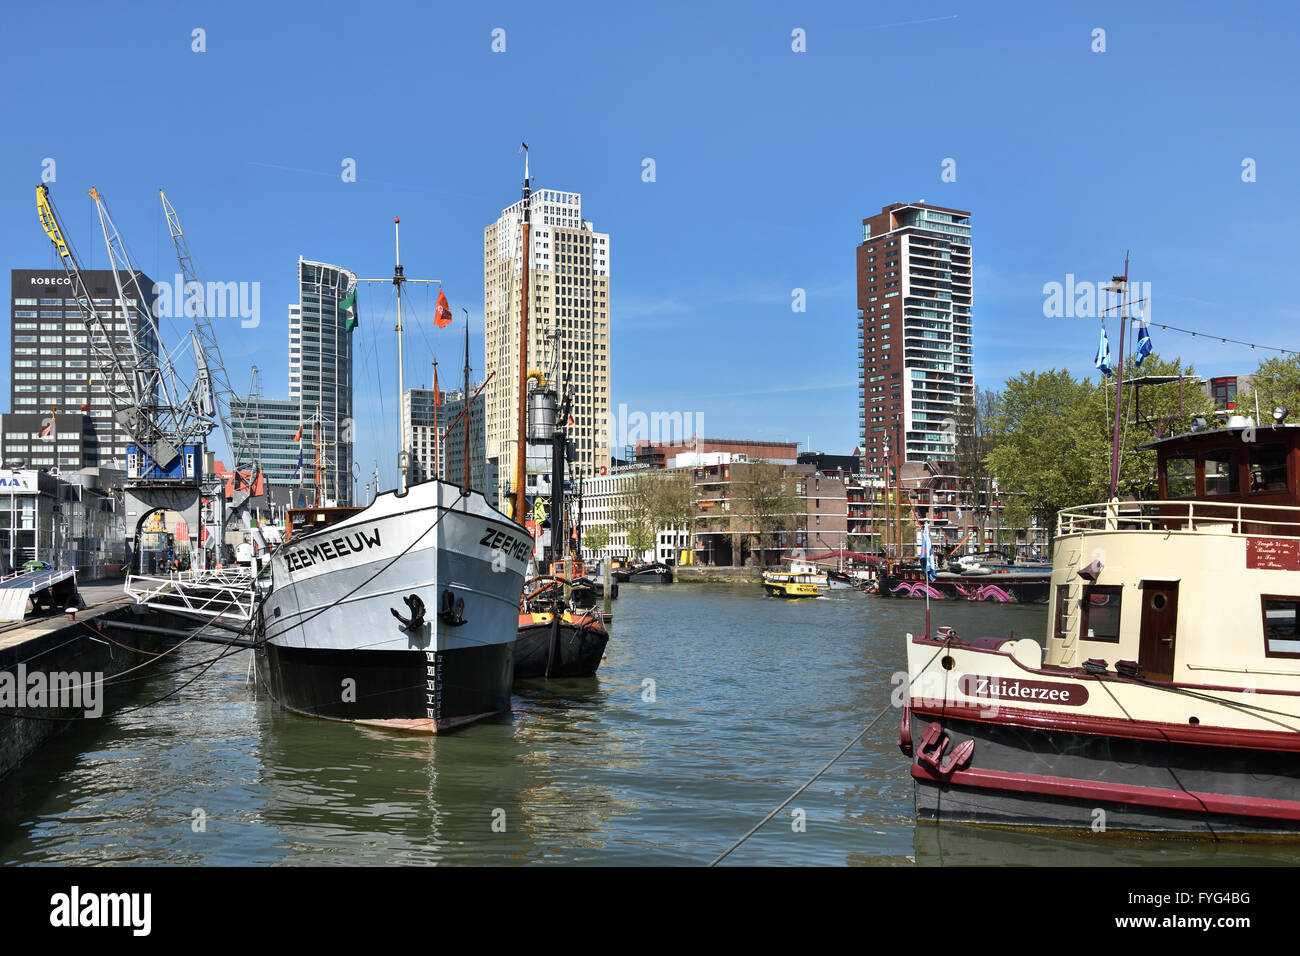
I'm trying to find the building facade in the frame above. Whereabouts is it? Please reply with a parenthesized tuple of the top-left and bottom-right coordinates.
(228, 396, 303, 494)
(10, 268, 159, 470)
(484, 188, 611, 510)
(0, 412, 95, 472)
(294, 259, 356, 505)
(856, 203, 973, 478)
(403, 385, 493, 499)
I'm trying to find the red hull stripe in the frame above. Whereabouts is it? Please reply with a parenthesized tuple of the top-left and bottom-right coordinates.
(909, 699, 1300, 752)
(911, 763, 1300, 821)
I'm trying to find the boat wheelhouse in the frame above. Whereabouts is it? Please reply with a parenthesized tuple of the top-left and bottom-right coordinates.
(902, 421, 1300, 835)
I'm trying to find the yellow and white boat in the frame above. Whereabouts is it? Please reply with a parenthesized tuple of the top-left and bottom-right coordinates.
(763, 571, 820, 599)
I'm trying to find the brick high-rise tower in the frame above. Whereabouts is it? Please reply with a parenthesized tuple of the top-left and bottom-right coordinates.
(856, 203, 973, 480)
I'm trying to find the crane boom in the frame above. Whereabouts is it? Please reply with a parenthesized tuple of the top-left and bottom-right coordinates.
(159, 190, 256, 479)
(37, 184, 164, 458)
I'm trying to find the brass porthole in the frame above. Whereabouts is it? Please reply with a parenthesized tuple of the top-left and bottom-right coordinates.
(1151, 593, 1168, 611)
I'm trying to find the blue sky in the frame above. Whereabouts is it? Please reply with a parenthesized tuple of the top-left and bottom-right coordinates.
(3, 0, 1297, 488)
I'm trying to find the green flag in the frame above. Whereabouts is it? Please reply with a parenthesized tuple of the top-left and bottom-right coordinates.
(338, 289, 358, 332)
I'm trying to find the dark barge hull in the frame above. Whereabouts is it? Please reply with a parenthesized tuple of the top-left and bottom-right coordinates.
(514, 616, 609, 679)
(257, 640, 514, 733)
(906, 709, 1300, 836)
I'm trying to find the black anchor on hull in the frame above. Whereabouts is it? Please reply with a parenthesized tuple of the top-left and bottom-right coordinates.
(391, 594, 426, 631)
(437, 588, 467, 628)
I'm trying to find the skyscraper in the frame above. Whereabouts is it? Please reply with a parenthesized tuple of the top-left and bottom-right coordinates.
(293, 259, 356, 505)
(228, 395, 302, 493)
(856, 203, 973, 478)
(483, 188, 611, 510)
(9, 268, 159, 470)
(228, 260, 356, 505)
(403, 385, 493, 499)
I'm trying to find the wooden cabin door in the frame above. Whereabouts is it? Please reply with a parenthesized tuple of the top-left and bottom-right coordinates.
(1138, 581, 1179, 681)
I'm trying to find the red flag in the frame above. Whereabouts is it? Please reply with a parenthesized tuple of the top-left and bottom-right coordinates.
(293, 424, 303, 442)
(433, 365, 441, 406)
(435, 289, 452, 328)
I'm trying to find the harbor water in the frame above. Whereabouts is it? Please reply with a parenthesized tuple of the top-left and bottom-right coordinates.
(1, 584, 1298, 866)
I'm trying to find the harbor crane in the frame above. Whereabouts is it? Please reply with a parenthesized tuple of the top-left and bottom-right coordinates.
(159, 189, 263, 523)
(37, 183, 219, 571)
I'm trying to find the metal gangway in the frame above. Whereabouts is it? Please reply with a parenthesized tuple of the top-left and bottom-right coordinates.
(125, 567, 259, 625)
(0, 568, 80, 622)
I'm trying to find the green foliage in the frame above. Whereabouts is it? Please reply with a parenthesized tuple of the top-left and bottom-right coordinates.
(1240, 354, 1300, 421)
(983, 353, 1210, 537)
(626, 524, 656, 555)
(582, 525, 610, 553)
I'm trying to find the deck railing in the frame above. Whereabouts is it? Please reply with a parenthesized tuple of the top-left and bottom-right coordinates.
(1057, 499, 1300, 538)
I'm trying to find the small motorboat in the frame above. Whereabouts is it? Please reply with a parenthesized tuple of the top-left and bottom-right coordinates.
(762, 571, 820, 598)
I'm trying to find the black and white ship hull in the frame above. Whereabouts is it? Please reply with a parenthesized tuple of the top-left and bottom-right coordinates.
(257, 480, 529, 733)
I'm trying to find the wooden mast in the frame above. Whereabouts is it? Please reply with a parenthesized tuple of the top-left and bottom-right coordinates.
(463, 310, 472, 488)
(512, 145, 532, 522)
(432, 357, 439, 481)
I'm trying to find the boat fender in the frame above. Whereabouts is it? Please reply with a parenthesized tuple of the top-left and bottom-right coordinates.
(1083, 658, 1109, 676)
(437, 588, 467, 627)
(898, 704, 913, 756)
(391, 593, 427, 631)
(1115, 659, 1140, 679)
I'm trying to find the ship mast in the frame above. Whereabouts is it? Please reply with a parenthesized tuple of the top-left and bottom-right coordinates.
(1107, 251, 1131, 500)
(513, 144, 532, 522)
(463, 310, 472, 488)
(355, 218, 439, 496)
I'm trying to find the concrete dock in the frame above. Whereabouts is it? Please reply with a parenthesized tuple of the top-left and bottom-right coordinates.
(0, 578, 206, 780)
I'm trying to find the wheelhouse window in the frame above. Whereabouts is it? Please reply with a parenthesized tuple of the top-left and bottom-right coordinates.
(1204, 450, 1238, 496)
(1081, 585, 1122, 642)
(1249, 444, 1289, 493)
(1164, 456, 1195, 497)
(1262, 597, 1300, 658)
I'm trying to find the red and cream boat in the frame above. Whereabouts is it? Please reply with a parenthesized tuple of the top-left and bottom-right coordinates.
(902, 421, 1300, 835)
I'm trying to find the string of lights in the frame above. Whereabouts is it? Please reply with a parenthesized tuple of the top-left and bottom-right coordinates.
(1140, 320, 1295, 356)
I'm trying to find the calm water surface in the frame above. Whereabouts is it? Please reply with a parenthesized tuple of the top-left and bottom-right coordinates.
(1, 584, 1297, 866)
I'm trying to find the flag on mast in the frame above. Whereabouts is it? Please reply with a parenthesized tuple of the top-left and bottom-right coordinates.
(293, 423, 303, 442)
(1134, 311, 1153, 367)
(435, 289, 453, 329)
(339, 287, 358, 332)
(1094, 323, 1113, 378)
(920, 522, 937, 582)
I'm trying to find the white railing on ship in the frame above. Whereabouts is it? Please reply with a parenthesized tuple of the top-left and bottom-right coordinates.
(1057, 500, 1300, 538)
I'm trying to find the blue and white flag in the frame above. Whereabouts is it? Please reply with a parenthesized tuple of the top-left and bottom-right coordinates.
(293, 448, 303, 476)
(1095, 323, 1113, 378)
(1134, 314, 1152, 368)
(920, 524, 937, 582)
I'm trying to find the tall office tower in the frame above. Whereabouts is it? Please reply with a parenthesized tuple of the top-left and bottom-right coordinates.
(227, 395, 303, 493)
(402, 385, 493, 499)
(856, 203, 973, 479)
(293, 259, 356, 505)
(483, 188, 611, 510)
(10, 268, 159, 470)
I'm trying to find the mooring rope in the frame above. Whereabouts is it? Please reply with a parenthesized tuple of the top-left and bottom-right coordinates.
(709, 638, 954, 866)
